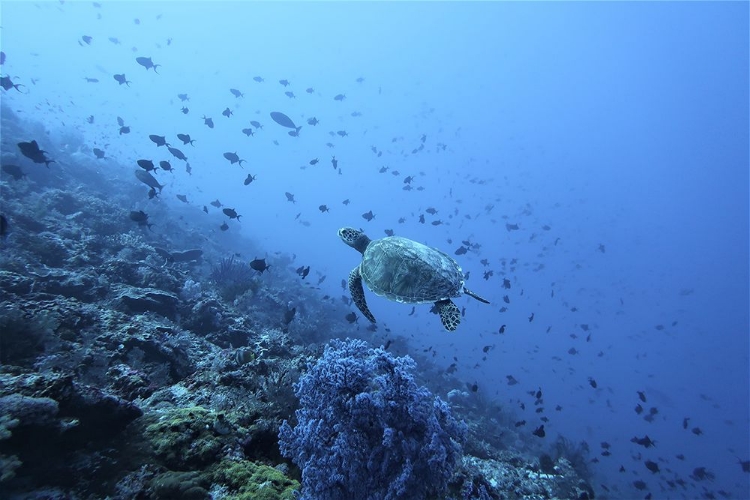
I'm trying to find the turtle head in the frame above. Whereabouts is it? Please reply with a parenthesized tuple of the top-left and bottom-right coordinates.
(338, 227, 371, 254)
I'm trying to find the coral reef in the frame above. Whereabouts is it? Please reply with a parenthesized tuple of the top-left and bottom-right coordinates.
(278, 338, 466, 500)
(0, 106, 595, 499)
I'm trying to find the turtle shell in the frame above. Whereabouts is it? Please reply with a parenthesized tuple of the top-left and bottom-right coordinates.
(360, 236, 464, 304)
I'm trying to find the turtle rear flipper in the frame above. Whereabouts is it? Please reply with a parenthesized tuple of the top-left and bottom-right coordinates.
(464, 287, 490, 304)
(349, 267, 376, 323)
(436, 299, 461, 331)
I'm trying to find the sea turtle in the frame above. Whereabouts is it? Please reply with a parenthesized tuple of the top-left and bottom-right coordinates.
(339, 227, 489, 331)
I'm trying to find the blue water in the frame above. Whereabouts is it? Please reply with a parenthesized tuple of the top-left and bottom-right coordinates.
(2, 2, 748, 497)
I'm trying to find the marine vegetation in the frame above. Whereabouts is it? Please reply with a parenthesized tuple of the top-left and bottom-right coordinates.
(278, 338, 466, 500)
(210, 255, 258, 300)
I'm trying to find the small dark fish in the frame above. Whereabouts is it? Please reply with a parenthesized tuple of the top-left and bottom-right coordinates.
(285, 192, 296, 203)
(149, 135, 169, 147)
(630, 435, 656, 448)
(506, 223, 519, 231)
(309, 158, 319, 165)
(637, 391, 647, 402)
(0, 51, 5, 65)
(514, 420, 526, 427)
(283, 307, 296, 325)
(119, 126, 130, 135)
(425, 207, 438, 215)
(253, 76, 264, 82)
(644, 460, 660, 474)
(81, 35, 93, 45)
(270, 111, 301, 134)
(588, 377, 597, 388)
(691, 427, 703, 435)
(337, 130, 348, 137)
(113, 74, 131, 86)
(229, 88, 244, 98)
(18, 140, 54, 167)
(135, 56, 160, 73)
(176, 194, 188, 203)
(159, 160, 173, 172)
(168, 146, 188, 161)
(137, 159, 156, 171)
(333, 93, 346, 101)
(134, 169, 164, 192)
(243, 174, 256, 185)
(181, 107, 189, 114)
(419, 214, 425, 223)
(203, 206, 208, 213)
(223, 208, 241, 221)
(318, 204, 329, 213)
(210, 199, 222, 208)
(331, 156, 338, 169)
(454, 246, 468, 256)
(177, 133, 195, 146)
(1, 76, 25, 93)
(250, 258, 270, 273)
(307, 117, 319, 126)
(295, 265, 310, 279)
(362, 210, 375, 221)
(241, 128, 254, 137)
(92, 148, 105, 159)
(532, 425, 545, 438)
(222, 107, 233, 118)
(342, 199, 350, 205)
(128, 210, 153, 229)
(384, 229, 394, 236)
(220, 222, 229, 231)
(345, 312, 358, 324)
(250, 120, 263, 129)
(203, 115, 214, 128)
(279, 79, 290, 86)
(84, 77, 99, 83)
(177, 93, 190, 101)
(223, 152, 245, 166)
(2, 164, 26, 180)
(306, 87, 314, 93)
(285, 91, 295, 98)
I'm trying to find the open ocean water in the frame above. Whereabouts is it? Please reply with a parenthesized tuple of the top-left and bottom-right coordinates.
(0, 2, 748, 499)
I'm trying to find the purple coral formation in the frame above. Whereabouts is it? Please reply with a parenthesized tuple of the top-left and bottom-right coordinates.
(278, 338, 466, 500)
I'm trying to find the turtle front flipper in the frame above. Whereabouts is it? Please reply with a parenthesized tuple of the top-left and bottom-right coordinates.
(436, 299, 461, 331)
(349, 267, 376, 323)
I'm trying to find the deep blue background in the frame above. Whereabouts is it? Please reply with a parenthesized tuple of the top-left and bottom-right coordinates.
(2, 2, 747, 497)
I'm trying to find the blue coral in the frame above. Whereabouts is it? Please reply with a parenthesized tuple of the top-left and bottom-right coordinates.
(278, 338, 466, 500)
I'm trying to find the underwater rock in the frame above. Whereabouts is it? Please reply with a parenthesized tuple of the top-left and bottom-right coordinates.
(114, 287, 179, 319)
